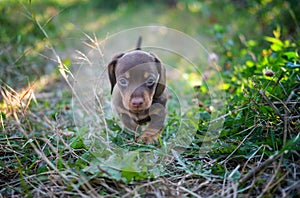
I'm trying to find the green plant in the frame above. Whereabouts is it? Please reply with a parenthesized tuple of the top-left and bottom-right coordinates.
(207, 25, 300, 195)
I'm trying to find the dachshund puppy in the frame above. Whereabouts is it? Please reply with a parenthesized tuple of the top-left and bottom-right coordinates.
(108, 37, 167, 143)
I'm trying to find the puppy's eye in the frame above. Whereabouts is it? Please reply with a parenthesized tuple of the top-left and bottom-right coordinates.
(146, 77, 155, 86)
(118, 78, 128, 86)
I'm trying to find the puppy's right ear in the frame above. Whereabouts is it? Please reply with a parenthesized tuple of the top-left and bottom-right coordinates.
(108, 53, 124, 94)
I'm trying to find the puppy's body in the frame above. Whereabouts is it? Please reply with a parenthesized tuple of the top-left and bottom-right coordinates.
(108, 39, 167, 143)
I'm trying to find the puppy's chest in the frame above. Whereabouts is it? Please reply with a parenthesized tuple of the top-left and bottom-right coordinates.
(130, 110, 150, 125)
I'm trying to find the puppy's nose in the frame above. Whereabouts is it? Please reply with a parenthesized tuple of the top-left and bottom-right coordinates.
(131, 97, 144, 107)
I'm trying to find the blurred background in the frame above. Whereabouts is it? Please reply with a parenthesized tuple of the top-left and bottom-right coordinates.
(1, 0, 299, 90)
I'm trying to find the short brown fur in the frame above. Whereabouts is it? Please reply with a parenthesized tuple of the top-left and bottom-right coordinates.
(107, 38, 167, 143)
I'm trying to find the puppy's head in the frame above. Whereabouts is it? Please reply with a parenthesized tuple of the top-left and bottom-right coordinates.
(108, 50, 166, 112)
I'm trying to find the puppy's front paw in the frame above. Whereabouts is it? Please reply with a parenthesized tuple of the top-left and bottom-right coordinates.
(136, 134, 157, 144)
(136, 128, 161, 144)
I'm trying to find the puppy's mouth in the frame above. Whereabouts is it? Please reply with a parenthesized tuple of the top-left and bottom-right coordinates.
(128, 104, 149, 113)
(129, 107, 145, 113)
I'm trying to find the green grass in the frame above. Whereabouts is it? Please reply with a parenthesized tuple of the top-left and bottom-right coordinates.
(1, 0, 300, 197)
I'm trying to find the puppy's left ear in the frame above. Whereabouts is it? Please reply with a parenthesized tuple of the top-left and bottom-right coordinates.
(150, 52, 166, 98)
(108, 53, 124, 94)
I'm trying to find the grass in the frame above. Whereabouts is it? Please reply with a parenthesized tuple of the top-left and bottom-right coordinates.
(1, 0, 300, 197)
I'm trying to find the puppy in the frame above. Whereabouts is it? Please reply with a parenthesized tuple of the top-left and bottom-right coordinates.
(108, 37, 167, 143)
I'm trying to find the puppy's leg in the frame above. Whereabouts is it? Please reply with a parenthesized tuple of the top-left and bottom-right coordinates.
(137, 103, 166, 143)
(119, 112, 139, 132)
(113, 90, 140, 133)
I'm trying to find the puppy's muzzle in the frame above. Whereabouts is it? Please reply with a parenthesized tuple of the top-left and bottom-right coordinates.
(128, 89, 149, 112)
(131, 97, 144, 108)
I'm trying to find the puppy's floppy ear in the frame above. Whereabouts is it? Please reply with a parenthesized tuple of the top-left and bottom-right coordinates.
(108, 53, 124, 94)
(150, 52, 166, 98)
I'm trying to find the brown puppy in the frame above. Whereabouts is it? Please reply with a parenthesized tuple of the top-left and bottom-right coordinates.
(108, 37, 167, 143)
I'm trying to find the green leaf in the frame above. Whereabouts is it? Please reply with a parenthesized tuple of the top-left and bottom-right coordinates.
(270, 43, 282, 51)
(121, 168, 148, 182)
(247, 40, 257, 47)
(246, 60, 255, 67)
(70, 134, 86, 149)
(264, 36, 283, 46)
(283, 51, 298, 60)
(214, 24, 225, 33)
(273, 26, 281, 38)
(198, 112, 211, 120)
(0, 111, 6, 120)
(62, 58, 72, 68)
